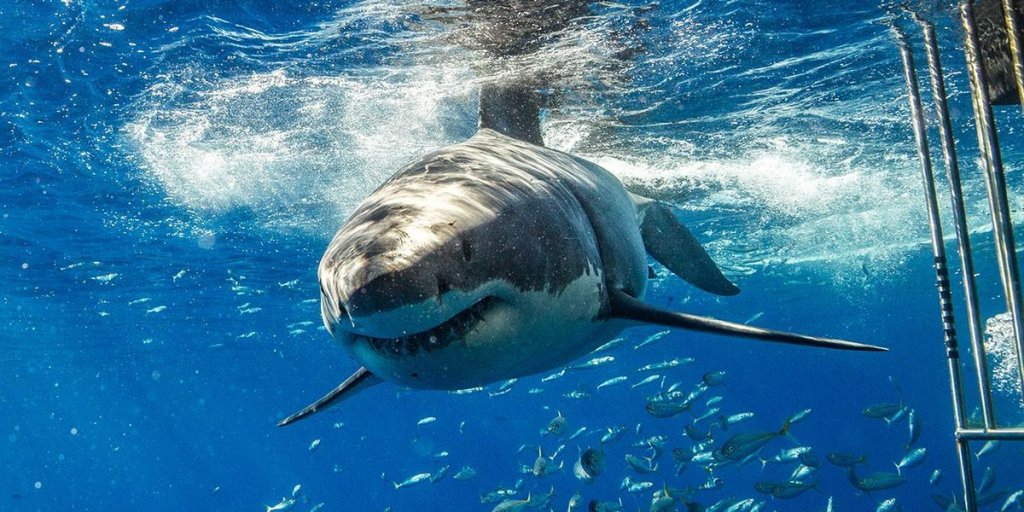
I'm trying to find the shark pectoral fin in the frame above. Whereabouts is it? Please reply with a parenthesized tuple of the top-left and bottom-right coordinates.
(607, 288, 886, 352)
(277, 367, 383, 427)
(635, 198, 739, 296)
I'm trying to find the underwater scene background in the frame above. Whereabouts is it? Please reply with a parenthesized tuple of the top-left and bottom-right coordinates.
(2, 0, 1024, 510)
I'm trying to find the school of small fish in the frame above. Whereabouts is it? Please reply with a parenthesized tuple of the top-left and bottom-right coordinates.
(251, 318, 1024, 512)
(61, 258, 1023, 511)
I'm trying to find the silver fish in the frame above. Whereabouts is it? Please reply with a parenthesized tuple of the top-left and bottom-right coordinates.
(620, 476, 654, 493)
(567, 491, 583, 512)
(265, 497, 296, 512)
(453, 466, 477, 480)
(593, 337, 626, 353)
(567, 426, 588, 441)
(876, 498, 901, 512)
(574, 446, 605, 482)
(744, 311, 765, 324)
(698, 476, 723, 491)
(481, 486, 519, 503)
(551, 443, 567, 460)
(718, 412, 755, 430)
(787, 408, 812, 424)
(393, 472, 433, 489)
(530, 486, 556, 510)
(768, 480, 817, 499)
(430, 465, 449, 483)
(632, 374, 661, 389)
(768, 446, 813, 464)
(702, 371, 726, 386)
(632, 435, 668, 450)
(789, 464, 817, 481)
(491, 495, 531, 512)
(637, 358, 693, 372)
(590, 499, 624, 512)
(541, 369, 566, 382)
(1001, 490, 1023, 512)
(684, 423, 711, 442)
(894, 447, 926, 474)
(646, 399, 691, 419)
(694, 407, 721, 423)
(715, 420, 790, 462)
(624, 453, 658, 474)
(979, 465, 996, 494)
(863, 403, 903, 419)
(601, 425, 629, 444)
(532, 447, 548, 477)
(649, 491, 677, 512)
(826, 452, 866, 468)
(568, 356, 615, 371)
(451, 386, 485, 395)
(547, 411, 567, 435)
(634, 330, 670, 350)
(906, 408, 920, 448)
(976, 440, 1000, 459)
(597, 376, 628, 389)
(852, 471, 905, 491)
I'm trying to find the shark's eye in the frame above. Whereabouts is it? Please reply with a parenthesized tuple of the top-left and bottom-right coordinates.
(461, 238, 472, 262)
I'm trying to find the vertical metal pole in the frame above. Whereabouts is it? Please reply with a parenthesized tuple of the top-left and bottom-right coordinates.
(919, 18, 998, 430)
(962, 0, 1024, 398)
(963, 2, 1012, 308)
(1001, 0, 1024, 109)
(894, 26, 979, 512)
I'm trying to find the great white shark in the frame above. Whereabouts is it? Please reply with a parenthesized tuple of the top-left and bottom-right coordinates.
(278, 81, 885, 427)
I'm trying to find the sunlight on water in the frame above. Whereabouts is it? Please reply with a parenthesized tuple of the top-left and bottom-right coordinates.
(122, 0, 1019, 285)
(126, 64, 476, 234)
(569, 134, 926, 280)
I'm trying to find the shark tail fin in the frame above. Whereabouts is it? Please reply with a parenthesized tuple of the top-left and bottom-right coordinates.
(607, 288, 886, 352)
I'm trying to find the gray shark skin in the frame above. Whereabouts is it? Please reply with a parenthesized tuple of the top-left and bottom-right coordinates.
(278, 129, 884, 427)
(974, 0, 1024, 105)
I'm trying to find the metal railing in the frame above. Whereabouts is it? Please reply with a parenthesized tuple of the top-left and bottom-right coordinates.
(893, 2, 1024, 510)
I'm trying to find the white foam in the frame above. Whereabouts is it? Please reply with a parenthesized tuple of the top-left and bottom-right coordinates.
(984, 312, 1024, 408)
(122, 0, 1024, 286)
(126, 63, 477, 235)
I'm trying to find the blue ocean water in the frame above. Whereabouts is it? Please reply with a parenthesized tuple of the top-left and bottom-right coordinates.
(3, 0, 1024, 511)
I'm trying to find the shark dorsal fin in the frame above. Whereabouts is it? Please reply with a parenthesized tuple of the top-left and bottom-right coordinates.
(478, 83, 544, 146)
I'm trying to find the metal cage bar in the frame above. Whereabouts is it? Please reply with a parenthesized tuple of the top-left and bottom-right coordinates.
(1000, 0, 1024, 108)
(960, 1, 1024, 396)
(917, 16, 998, 430)
(894, 2, 1024, 510)
(894, 27, 979, 512)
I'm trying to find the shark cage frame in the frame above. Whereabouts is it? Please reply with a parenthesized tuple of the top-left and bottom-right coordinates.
(893, 1, 1024, 510)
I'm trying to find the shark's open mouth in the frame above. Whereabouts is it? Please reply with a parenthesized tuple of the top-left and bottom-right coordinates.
(354, 296, 498, 359)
